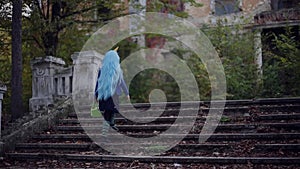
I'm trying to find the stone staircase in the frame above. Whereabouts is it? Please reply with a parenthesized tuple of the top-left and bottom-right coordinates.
(3, 98, 300, 168)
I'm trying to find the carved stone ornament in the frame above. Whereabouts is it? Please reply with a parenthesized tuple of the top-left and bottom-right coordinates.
(34, 67, 46, 77)
(0, 81, 7, 91)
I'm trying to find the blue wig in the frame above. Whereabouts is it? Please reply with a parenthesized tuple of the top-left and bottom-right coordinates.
(96, 50, 123, 100)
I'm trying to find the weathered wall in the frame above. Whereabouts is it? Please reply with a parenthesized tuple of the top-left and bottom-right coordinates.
(186, 0, 211, 18)
(186, 0, 271, 27)
(186, 0, 268, 18)
(242, 0, 263, 12)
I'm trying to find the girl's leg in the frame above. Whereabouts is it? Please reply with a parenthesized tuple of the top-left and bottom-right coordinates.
(110, 109, 120, 131)
(102, 110, 113, 136)
(103, 110, 118, 131)
(102, 110, 112, 122)
(102, 119, 110, 137)
(110, 111, 115, 126)
(111, 94, 120, 129)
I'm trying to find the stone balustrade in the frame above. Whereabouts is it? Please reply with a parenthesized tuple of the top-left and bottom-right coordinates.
(29, 51, 103, 111)
(254, 8, 300, 25)
(0, 51, 103, 156)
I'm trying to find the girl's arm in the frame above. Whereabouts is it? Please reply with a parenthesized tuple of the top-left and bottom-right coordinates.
(120, 77, 130, 100)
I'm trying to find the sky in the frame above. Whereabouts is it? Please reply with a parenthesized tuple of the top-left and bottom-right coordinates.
(0, 2, 31, 18)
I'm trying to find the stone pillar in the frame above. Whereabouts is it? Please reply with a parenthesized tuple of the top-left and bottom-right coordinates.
(0, 83, 7, 157)
(129, 0, 146, 58)
(271, 0, 279, 10)
(29, 56, 65, 111)
(210, 0, 216, 14)
(254, 29, 263, 93)
(71, 51, 103, 107)
(254, 30, 263, 76)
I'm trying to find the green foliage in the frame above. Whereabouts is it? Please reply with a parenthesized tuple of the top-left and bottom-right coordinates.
(22, 46, 32, 112)
(24, 0, 124, 56)
(144, 0, 202, 18)
(203, 19, 258, 100)
(56, 25, 90, 64)
(261, 26, 300, 97)
(119, 37, 211, 103)
(0, 29, 12, 117)
(117, 38, 182, 103)
(120, 17, 259, 102)
(129, 68, 181, 103)
(0, 28, 33, 117)
(0, 0, 125, 116)
(220, 116, 231, 122)
(182, 51, 211, 100)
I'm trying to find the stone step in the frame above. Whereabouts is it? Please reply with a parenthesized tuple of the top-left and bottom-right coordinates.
(15, 143, 91, 150)
(249, 97, 300, 105)
(62, 116, 202, 125)
(258, 113, 300, 120)
(32, 133, 300, 142)
(254, 144, 300, 151)
(54, 122, 300, 133)
(61, 113, 300, 125)
(12, 141, 300, 160)
(71, 104, 300, 119)
(7, 153, 300, 164)
(71, 109, 238, 119)
(15, 142, 300, 152)
(14, 143, 229, 150)
(5, 98, 300, 168)
(118, 97, 300, 110)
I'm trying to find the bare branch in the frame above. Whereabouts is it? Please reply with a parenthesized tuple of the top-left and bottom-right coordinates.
(60, 4, 100, 19)
(47, 0, 50, 20)
(31, 35, 44, 50)
(33, 0, 47, 20)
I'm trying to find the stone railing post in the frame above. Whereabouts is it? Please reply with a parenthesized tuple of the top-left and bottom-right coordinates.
(0, 83, 7, 157)
(71, 51, 103, 108)
(254, 29, 263, 76)
(29, 56, 66, 111)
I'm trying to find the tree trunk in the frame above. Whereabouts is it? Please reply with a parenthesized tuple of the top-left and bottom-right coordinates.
(11, 0, 24, 120)
(43, 31, 58, 56)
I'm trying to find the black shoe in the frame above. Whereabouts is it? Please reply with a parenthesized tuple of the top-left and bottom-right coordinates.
(111, 125, 119, 131)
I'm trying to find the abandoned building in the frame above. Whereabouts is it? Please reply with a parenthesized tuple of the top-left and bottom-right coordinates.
(0, 1, 299, 167)
(128, 0, 299, 73)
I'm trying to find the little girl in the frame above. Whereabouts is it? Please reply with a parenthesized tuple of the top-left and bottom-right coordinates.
(95, 48, 129, 135)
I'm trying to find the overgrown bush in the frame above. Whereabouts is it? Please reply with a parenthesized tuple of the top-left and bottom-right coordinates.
(203, 20, 258, 100)
(261, 26, 300, 97)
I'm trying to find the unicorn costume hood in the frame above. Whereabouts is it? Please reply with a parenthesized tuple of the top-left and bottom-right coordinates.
(96, 50, 123, 100)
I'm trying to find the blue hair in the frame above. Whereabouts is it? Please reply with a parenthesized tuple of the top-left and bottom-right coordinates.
(96, 50, 123, 100)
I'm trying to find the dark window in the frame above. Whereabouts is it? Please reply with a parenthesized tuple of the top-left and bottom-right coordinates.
(62, 77, 65, 94)
(271, 0, 300, 10)
(215, 0, 241, 16)
(54, 78, 58, 95)
(69, 76, 73, 93)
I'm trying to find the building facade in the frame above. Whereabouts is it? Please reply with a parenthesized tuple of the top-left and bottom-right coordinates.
(125, 0, 299, 71)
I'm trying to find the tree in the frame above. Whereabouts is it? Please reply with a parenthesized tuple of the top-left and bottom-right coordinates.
(25, 0, 124, 56)
(11, 0, 24, 120)
(0, 0, 126, 118)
